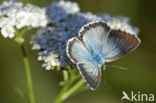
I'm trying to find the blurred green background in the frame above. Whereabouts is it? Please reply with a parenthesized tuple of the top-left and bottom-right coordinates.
(0, 0, 156, 103)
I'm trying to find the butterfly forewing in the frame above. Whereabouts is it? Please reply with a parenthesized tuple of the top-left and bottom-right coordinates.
(67, 37, 90, 64)
(79, 21, 111, 54)
(104, 30, 140, 62)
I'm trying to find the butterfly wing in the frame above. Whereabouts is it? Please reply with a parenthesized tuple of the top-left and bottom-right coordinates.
(77, 62, 101, 90)
(79, 21, 111, 54)
(78, 21, 140, 62)
(67, 37, 101, 90)
(104, 30, 140, 62)
(67, 37, 90, 64)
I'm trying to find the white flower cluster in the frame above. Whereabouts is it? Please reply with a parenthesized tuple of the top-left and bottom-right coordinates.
(30, 0, 139, 70)
(57, 0, 80, 14)
(38, 50, 60, 71)
(0, 1, 47, 38)
(101, 14, 139, 35)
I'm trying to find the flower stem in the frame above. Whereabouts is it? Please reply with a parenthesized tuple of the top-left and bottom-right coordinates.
(54, 77, 85, 103)
(63, 70, 68, 82)
(54, 70, 69, 103)
(20, 44, 35, 103)
(60, 78, 85, 101)
(53, 84, 68, 103)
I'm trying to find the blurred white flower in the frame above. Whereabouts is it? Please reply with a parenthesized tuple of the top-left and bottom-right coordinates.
(101, 14, 139, 35)
(0, 1, 48, 38)
(58, 0, 80, 14)
(39, 52, 60, 70)
(15, 11, 28, 29)
(1, 25, 15, 38)
(0, 17, 15, 27)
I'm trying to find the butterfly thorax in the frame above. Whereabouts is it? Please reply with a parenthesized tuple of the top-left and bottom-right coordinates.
(90, 50, 105, 68)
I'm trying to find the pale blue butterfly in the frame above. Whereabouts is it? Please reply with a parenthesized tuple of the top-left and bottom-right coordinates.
(66, 21, 140, 90)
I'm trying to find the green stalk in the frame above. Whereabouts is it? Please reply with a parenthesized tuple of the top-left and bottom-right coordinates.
(60, 79, 85, 101)
(20, 44, 35, 103)
(54, 78, 85, 103)
(54, 70, 70, 103)
(63, 70, 68, 82)
(53, 84, 68, 103)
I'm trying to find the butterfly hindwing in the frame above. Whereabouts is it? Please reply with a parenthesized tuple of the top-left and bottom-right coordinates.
(77, 62, 101, 90)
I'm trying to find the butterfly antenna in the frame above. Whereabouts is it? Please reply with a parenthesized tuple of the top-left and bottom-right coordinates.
(105, 65, 128, 70)
(103, 69, 107, 90)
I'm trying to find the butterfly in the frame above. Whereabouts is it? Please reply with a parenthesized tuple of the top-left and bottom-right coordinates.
(66, 21, 140, 90)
